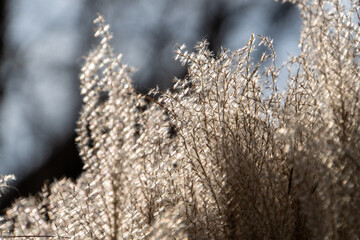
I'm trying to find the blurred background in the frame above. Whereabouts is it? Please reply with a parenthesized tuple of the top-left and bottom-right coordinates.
(0, 0, 300, 209)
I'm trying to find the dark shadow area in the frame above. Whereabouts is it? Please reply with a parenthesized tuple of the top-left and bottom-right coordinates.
(0, 133, 83, 212)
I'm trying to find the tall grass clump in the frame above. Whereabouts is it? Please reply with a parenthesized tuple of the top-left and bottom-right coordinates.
(0, 0, 359, 239)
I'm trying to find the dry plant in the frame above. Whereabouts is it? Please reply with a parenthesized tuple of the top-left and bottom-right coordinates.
(0, 175, 15, 199)
(0, 0, 359, 239)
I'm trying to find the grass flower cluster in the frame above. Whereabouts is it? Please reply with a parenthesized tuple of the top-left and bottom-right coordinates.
(1, 0, 359, 239)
